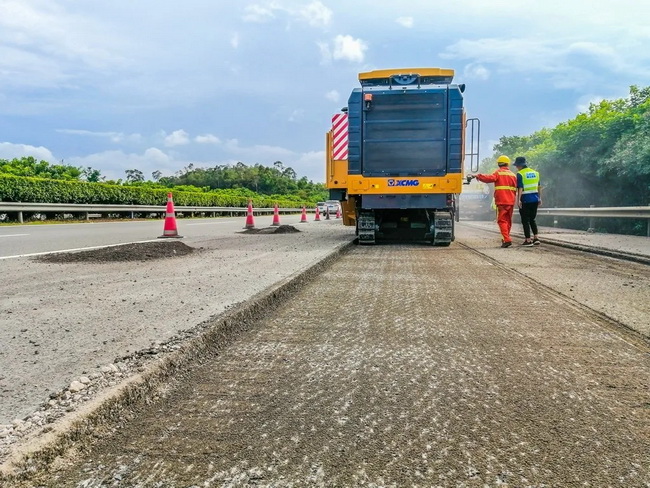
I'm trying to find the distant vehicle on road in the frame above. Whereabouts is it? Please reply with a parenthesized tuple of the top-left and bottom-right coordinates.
(459, 180, 494, 221)
(325, 200, 341, 215)
(316, 202, 327, 215)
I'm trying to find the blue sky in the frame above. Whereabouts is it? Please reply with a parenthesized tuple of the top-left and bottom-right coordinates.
(1, 0, 649, 182)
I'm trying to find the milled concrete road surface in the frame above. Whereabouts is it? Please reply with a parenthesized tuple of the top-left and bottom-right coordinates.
(16, 241, 649, 487)
(462, 220, 650, 265)
(0, 222, 354, 433)
(456, 223, 650, 338)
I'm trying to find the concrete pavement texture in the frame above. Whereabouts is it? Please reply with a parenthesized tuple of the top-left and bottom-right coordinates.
(1, 219, 648, 486)
(463, 220, 650, 262)
(455, 224, 650, 339)
(0, 221, 354, 456)
(11, 238, 649, 487)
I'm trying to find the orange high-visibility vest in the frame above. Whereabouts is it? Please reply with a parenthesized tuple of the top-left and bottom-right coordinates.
(476, 168, 517, 205)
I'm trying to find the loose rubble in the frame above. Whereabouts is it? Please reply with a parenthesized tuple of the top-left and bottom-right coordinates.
(0, 327, 204, 455)
(34, 241, 196, 264)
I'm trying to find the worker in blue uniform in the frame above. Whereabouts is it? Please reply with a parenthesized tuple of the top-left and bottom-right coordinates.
(514, 157, 542, 246)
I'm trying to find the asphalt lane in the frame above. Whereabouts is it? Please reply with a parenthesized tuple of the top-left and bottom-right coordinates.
(0, 215, 308, 259)
(0, 219, 353, 429)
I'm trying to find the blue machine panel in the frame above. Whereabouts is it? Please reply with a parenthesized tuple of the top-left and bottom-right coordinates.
(347, 84, 464, 177)
(363, 89, 447, 177)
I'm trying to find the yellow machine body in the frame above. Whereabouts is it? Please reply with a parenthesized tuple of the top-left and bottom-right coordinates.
(325, 68, 473, 245)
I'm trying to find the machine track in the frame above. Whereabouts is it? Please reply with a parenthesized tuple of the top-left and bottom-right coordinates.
(432, 210, 453, 246)
(356, 210, 376, 244)
(357, 209, 455, 246)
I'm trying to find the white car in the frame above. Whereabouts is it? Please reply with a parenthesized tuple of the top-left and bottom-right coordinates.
(325, 200, 341, 215)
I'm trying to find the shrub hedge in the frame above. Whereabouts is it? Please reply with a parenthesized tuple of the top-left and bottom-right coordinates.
(0, 175, 307, 208)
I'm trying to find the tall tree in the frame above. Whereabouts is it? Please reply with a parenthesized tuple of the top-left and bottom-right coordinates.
(82, 166, 104, 182)
(125, 168, 145, 183)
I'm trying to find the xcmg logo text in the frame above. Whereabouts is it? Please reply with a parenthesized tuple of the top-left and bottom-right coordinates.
(387, 179, 420, 187)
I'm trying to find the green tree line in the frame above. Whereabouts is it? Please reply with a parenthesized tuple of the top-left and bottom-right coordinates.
(0, 157, 327, 207)
(481, 85, 650, 235)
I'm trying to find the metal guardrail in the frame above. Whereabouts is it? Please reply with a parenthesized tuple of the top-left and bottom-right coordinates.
(0, 202, 304, 213)
(537, 206, 650, 219)
(537, 205, 650, 237)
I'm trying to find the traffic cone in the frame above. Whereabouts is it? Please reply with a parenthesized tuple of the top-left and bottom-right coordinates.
(335, 206, 341, 219)
(159, 192, 183, 238)
(299, 206, 308, 223)
(314, 206, 321, 221)
(244, 200, 255, 229)
(271, 203, 280, 226)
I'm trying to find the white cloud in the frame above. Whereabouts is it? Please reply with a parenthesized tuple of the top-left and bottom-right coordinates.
(576, 95, 604, 114)
(464, 63, 490, 80)
(317, 42, 332, 64)
(242, 4, 276, 23)
(325, 90, 340, 103)
(67, 148, 175, 180)
(293, 150, 325, 182)
(230, 33, 240, 48)
(216, 138, 323, 180)
(195, 134, 221, 144)
(332, 35, 368, 63)
(442, 37, 650, 89)
(299, 1, 332, 27)
(143, 147, 170, 162)
(0, 1, 127, 77)
(0, 142, 56, 162)
(243, 1, 331, 28)
(164, 130, 190, 147)
(223, 138, 294, 160)
(288, 109, 304, 122)
(0, 45, 67, 90)
(396, 17, 414, 28)
(55, 129, 141, 143)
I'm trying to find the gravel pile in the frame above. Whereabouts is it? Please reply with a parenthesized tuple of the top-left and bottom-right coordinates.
(34, 241, 196, 264)
(239, 224, 301, 235)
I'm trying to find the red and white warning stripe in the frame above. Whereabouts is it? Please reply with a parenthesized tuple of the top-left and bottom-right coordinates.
(331, 113, 348, 160)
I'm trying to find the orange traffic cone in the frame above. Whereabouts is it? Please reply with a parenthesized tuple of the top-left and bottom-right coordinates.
(271, 203, 280, 226)
(314, 206, 321, 221)
(159, 192, 183, 238)
(244, 200, 255, 229)
(335, 206, 341, 219)
(299, 206, 308, 223)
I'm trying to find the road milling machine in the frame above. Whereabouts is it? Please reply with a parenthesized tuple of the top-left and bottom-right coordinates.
(326, 68, 479, 245)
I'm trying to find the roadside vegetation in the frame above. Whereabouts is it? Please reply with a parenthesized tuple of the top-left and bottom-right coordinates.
(481, 85, 650, 235)
(0, 159, 327, 222)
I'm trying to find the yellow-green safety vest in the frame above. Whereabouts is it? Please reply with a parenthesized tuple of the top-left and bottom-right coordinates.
(518, 168, 540, 194)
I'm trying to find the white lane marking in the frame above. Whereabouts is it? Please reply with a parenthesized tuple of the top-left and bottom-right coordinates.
(0, 239, 163, 261)
(186, 220, 237, 226)
(0, 234, 30, 238)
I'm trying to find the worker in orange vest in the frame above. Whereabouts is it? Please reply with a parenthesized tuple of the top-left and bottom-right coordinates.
(468, 155, 518, 247)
